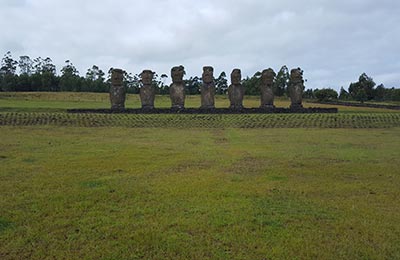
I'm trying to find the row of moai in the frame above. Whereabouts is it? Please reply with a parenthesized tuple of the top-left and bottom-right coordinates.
(110, 66, 304, 110)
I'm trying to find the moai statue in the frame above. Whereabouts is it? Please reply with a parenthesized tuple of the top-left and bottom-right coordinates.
(200, 66, 215, 109)
(140, 70, 155, 109)
(228, 68, 245, 109)
(260, 68, 276, 109)
(169, 65, 185, 109)
(289, 68, 304, 109)
(109, 68, 126, 110)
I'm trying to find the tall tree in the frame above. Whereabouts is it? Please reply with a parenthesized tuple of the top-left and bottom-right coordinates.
(0, 51, 18, 91)
(373, 84, 385, 101)
(17, 55, 33, 91)
(339, 87, 350, 100)
(86, 65, 105, 81)
(158, 73, 169, 94)
(18, 56, 33, 75)
(32, 57, 57, 74)
(348, 73, 376, 101)
(61, 60, 79, 76)
(85, 65, 107, 92)
(42, 57, 56, 74)
(185, 76, 201, 95)
(40, 57, 58, 91)
(60, 60, 80, 91)
(273, 65, 289, 96)
(242, 71, 261, 95)
(215, 71, 228, 94)
(124, 72, 140, 94)
(28, 56, 58, 91)
(33, 57, 44, 74)
(0, 51, 18, 75)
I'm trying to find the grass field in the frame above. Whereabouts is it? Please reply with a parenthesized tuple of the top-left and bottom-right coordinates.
(1, 92, 400, 259)
(1, 92, 399, 113)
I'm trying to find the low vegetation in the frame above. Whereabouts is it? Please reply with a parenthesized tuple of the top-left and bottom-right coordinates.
(1, 112, 400, 129)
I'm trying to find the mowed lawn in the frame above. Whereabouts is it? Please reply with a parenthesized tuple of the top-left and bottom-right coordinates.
(1, 92, 400, 259)
(1, 126, 400, 259)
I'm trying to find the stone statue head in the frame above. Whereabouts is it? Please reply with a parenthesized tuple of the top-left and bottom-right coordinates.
(261, 68, 276, 85)
(171, 65, 185, 84)
(290, 68, 304, 84)
(231, 68, 241, 85)
(111, 68, 124, 86)
(202, 66, 214, 84)
(141, 70, 154, 85)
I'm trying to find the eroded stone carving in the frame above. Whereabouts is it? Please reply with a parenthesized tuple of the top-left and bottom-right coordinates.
(109, 68, 126, 110)
(289, 68, 304, 109)
(169, 65, 185, 109)
(200, 66, 216, 109)
(260, 68, 276, 108)
(228, 68, 245, 109)
(140, 70, 155, 109)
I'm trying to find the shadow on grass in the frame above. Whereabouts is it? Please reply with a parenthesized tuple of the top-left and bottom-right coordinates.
(0, 217, 14, 233)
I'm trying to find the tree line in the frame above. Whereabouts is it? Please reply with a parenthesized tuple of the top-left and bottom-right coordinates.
(0, 51, 290, 96)
(303, 73, 400, 102)
(1, 51, 399, 101)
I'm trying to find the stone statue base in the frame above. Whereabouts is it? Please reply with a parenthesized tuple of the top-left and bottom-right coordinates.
(229, 104, 244, 110)
(109, 85, 126, 111)
(228, 84, 244, 110)
(260, 104, 275, 109)
(260, 90, 274, 108)
(290, 103, 304, 109)
(200, 83, 215, 109)
(140, 85, 155, 110)
(201, 105, 215, 109)
(170, 83, 185, 109)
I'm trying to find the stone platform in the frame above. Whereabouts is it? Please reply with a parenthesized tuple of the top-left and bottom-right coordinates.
(67, 107, 338, 114)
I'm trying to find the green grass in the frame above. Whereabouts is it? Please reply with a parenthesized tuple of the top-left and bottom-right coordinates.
(1, 92, 400, 259)
(1, 92, 399, 130)
(1, 92, 399, 113)
(1, 126, 400, 259)
(1, 112, 400, 128)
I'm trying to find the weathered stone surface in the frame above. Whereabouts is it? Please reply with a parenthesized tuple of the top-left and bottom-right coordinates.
(140, 70, 155, 109)
(109, 68, 126, 110)
(228, 68, 245, 109)
(289, 68, 304, 109)
(200, 66, 216, 109)
(169, 65, 185, 109)
(260, 68, 276, 108)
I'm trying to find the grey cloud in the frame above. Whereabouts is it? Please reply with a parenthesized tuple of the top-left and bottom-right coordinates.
(0, 0, 399, 89)
(2, 0, 27, 7)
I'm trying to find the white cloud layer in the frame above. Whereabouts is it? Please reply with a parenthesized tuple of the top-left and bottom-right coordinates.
(1, 0, 399, 89)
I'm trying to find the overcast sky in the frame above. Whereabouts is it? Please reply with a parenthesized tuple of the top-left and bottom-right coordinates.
(1, 0, 399, 90)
